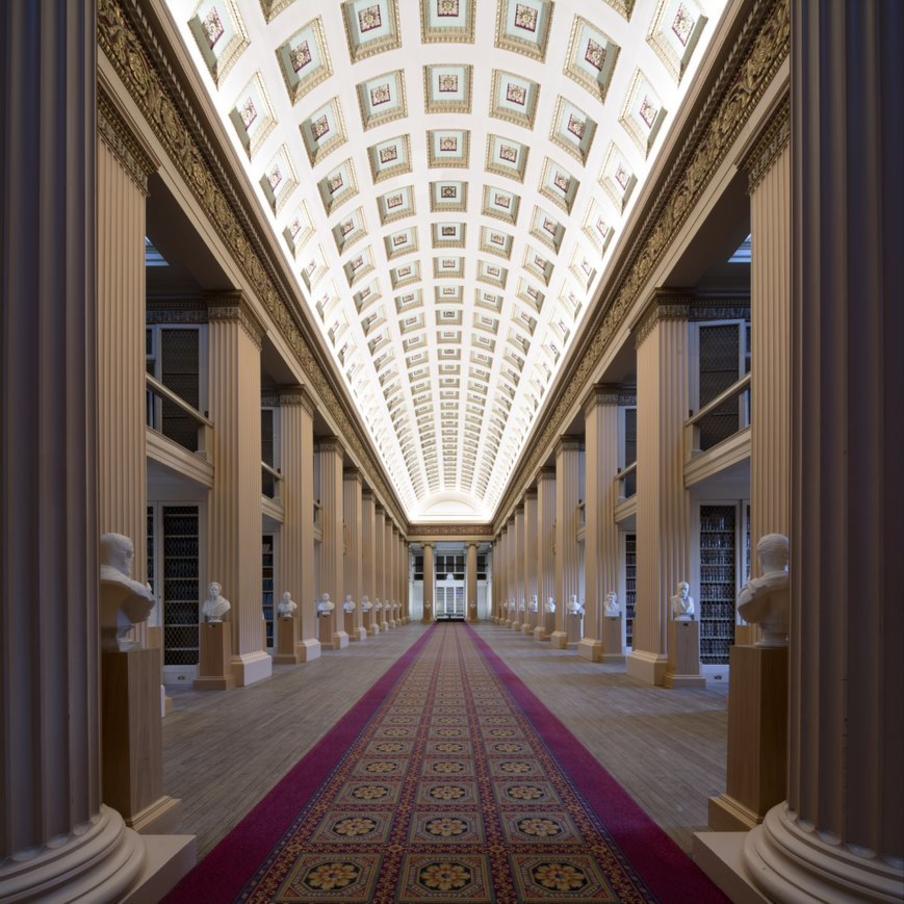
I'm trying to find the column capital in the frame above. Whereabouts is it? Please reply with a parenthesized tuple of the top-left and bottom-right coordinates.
(524, 486, 538, 500)
(536, 465, 556, 483)
(634, 291, 692, 347)
(97, 81, 159, 195)
(555, 436, 583, 456)
(362, 486, 374, 500)
(743, 93, 790, 194)
(343, 467, 362, 485)
(582, 382, 622, 417)
(206, 291, 267, 349)
(317, 435, 344, 456)
(279, 384, 316, 415)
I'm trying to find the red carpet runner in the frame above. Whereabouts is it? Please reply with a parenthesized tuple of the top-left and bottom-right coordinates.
(166, 625, 726, 903)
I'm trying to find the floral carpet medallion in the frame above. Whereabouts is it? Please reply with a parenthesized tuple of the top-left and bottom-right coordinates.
(166, 625, 727, 903)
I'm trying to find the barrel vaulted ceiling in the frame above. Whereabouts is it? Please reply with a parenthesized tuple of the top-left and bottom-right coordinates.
(167, 0, 727, 522)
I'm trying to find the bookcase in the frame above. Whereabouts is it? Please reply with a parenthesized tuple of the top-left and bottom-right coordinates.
(699, 505, 737, 664)
(624, 533, 637, 648)
(161, 505, 200, 666)
(262, 533, 275, 648)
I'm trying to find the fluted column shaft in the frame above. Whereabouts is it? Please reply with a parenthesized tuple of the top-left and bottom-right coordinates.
(512, 506, 525, 628)
(534, 468, 556, 640)
(467, 543, 478, 623)
(317, 439, 348, 649)
(342, 470, 365, 641)
(579, 387, 621, 661)
(523, 489, 538, 632)
(504, 519, 515, 624)
(277, 388, 320, 662)
(627, 304, 689, 686)
(361, 491, 378, 634)
(422, 543, 435, 623)
(374, 505, 385, 616)
(744, 4, 904, 899)
(382, 519, 393, 629)
(552, 440, 582, 649)
(206, 295, 270, 686)
(0, 1, 146, 894)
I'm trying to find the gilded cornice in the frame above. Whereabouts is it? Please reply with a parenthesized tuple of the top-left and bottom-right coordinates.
(493, 0, 789, 532)
(745, 94, 791, 193)
(96, 0, 409, 533)
(97, 83, 158, 194)
(409, 524, 494, 539)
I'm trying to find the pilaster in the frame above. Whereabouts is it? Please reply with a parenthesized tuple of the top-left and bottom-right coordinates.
(317, 438, 348, 649)
(512, 505, 525, 630)
(552, 439, 582, 649)
(627, 297, 689, 686)
(202, 292, 270, 688)
(467, 543, 479, 623)
(522, 489, 538, 634)
(578, 386, 621, 662)
(422, 543, 435, 623)
(361, 489, 378, 635)
(343, 469, 366, 641)
(374, 504, 385, 623)
(382, 519, 393, 630)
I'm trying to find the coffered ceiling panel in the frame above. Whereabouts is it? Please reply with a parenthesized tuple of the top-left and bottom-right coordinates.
(173, 0, 726, 522)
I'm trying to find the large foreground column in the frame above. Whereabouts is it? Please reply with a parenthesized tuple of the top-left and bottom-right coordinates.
(512, 505, 525, 629)
(422, 543, 435, 623)
(0, 3, 148, 895)
(466, 543, 478, 623)
(361, 490, 378, 635)
(534, 468, 556, 640)
(343, 469, 366, 641)
(522, 489, 539, 634)
(742, 4, 904, 899)
(578, 386, 621, 661)
(551, 439, 582, 649)
(627, 297, 690, 686)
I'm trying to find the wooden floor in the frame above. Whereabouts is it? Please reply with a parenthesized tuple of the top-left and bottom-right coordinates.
(162, 622, 728, 860)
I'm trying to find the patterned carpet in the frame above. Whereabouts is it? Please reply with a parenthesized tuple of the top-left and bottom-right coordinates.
(166, 625, 726, 903)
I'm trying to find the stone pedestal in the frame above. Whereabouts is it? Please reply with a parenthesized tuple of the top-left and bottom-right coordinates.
(274, 616, 300, 664)
(664, 620, 705, 688)
(534, 612, 555, 642)
(365, 610, 379, 635)
(195, 622, 236, 690)
(602, 615, 625, 662)
(566, 613, 583, 648)
(709, 645, 787, 831)
(102, 650, 181, 834)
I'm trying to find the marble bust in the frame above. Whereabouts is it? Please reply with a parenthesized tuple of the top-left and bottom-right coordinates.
(201, 581, 231, 624)
(276, 591, 297, 619)
(529, 594, 539, 613)
(99, 533, 154, 652)
(567, 594, 585, 616)
(316, 593, 334, 615)
(604, 591, 621, 618)
(373, 598, 382, 611)
(738, 533, 790, 646)
(671, 582, 696, 621)
(361, 595, 372, 612)
(544, 596, 556, 614)
(343, 594, 356, 614)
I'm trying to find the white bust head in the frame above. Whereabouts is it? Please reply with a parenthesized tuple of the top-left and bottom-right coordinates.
(605, 591, 620, 617)
(530, 594, 539, 612)
(99, 532, 154, 651)
(759, 533, 789, 574)
(671, 581, 695, 620)
(343, 594, 356, 613)
(317, 593, 334, 614)
(202, 581, 231, 623)
(738, 533, 790, 646)
(545, 596, 556, 613)
(568, 594, 584, 615)
(361, 595, 372, 612)
(277, 591, 297, 618)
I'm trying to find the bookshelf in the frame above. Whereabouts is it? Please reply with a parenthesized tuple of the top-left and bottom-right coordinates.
(624, 533, 636, 647)
(262, 533, 275, 648)
(699, 505, 737, 664)
(162, 505, 200, 666)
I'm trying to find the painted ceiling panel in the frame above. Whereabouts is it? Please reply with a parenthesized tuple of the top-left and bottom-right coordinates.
(170, 0, 727, 521)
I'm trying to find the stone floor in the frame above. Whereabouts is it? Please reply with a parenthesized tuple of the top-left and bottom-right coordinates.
(162, 623, 728, 858)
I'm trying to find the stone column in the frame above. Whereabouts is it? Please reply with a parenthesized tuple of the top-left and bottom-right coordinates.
(361, 489, 378, 635)
(275, 387, 320, 662)
(374, 504, 385, 623)
(552, 439, 582, 649)
(201, 293, 270, 688)
(317, 438, 348, 649)
(742, 4, 904, 899)
(97, 88, 157, 640)
(627, 297, 690, 686)
(522, 488, 538, 634)
(467, 542, 479, 623)
(495, 530, 505, 623)
(343, 469, 366, 641)
(402, 539, 410, 622)
(382, 519, 394, 629)
(0, 4, 149, 894)
(503, 519, 515, 624)
(534, 467, 557, 640)
(422, 543, 435, 623)
(512, 505, 525, 629)
(578, 386, 622, 661)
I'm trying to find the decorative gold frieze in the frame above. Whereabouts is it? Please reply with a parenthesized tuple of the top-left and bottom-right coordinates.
(97, 0, 409, 532)
(97, 85, 157, 193)
(206, 292, 266, 349)
(745, 94, 791, 193)
(493, 0, 789, 531)
(279, 385, 316, 414)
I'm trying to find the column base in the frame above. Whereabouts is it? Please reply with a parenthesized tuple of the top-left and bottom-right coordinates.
(0, 804, 148, 903)
(549, 631, 568, 650)
(602, 651, 626, 663)
(231, 650, 273, 687)
(743, 803, 904, 904)
(193, 674, 235, 691)
(520, 623, 532, 635)
(126, 796, 181, 836)
(122, 833, 196, 904)
(367, 624, 380, 635)
(380, 621, 390, 632)
(533, 626, 549, 641)
(663, 672, 707, 689)
(328, 631, 350, 650)
(273, 650, 302, 665)
(626, 650, 668, 685)
(511, 620, 522, 631)
(576, 638, 603, 662)
(693, 831, 770, 904)
(708, 794, 760, 832)
(295, 638, 322, 661)
(350, 627, 367, 641)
